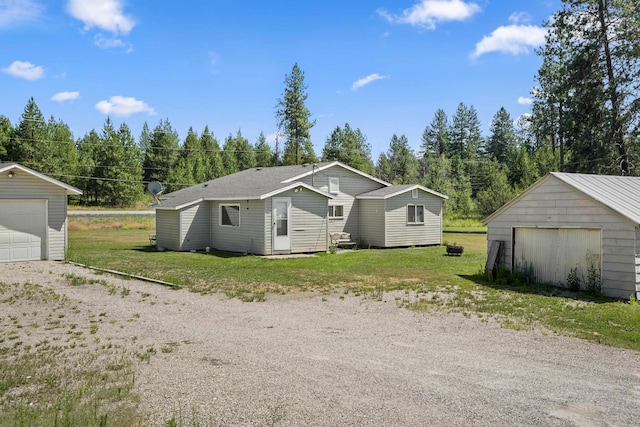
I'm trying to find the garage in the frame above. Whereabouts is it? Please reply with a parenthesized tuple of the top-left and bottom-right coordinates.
(484, 172, 640, 299)
(1, 163, 82, 262)
(0, 200, 47, 262)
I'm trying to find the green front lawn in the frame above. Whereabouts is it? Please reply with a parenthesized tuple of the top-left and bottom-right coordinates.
(67, 228, 640, 351)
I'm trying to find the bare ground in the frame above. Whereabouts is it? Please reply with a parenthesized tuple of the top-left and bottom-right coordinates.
(1, 261, 639, 426)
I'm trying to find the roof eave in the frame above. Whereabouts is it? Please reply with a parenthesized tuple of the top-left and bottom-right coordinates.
(0, 163, 83, 195)
(282, 161, 391, 187)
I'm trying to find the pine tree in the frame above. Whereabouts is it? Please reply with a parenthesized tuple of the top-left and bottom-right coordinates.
(533, 0, 640, 175)
(450, 102, 483, 160)
(321, 123, 374, 174)
(233, 129, 255, 171)
(45, 116, 78, 179)
(76, 130, 100, 205)
(254, 132, 274, 167)
(275, 63, 317, 165)
(142, 119, 180, 184)
(8, 97, 47, 169)
(222, 134, 238, 175)
(0, 115, 11, 161)
(92, 119, 143, 206)
(421, 109, 450, 157)
(200, 126, 223, 180)
(486, 107, 517, 164)
(384, 134, 418, 184)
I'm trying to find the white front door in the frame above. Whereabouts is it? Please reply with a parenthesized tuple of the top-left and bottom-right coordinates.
(272, 198, 291, 252)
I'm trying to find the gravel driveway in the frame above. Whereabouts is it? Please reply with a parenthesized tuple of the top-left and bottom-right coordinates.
(1, 261, 639, 426)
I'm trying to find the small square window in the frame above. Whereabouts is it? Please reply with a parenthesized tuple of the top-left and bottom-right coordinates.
(411, 188, 418, 199)
(220, 204, 240, 227)
(329, 205, 344, 218)
(329, 177, 339, 194)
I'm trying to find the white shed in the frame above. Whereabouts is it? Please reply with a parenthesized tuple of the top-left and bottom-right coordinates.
(0, 163, 82, 262)
(484, 172, 640, 299)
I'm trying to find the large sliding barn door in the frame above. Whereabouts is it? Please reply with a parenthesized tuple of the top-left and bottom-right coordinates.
(514, 227, 601, 286)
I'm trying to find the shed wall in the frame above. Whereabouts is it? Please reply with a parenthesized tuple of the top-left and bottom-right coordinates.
(0, 172, 69, 260)
(487, 178, 637, 298)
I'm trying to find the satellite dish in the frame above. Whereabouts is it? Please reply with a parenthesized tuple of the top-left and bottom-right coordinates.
(147, 181, 164, 206)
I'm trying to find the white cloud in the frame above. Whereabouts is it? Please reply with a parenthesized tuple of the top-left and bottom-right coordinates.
(508, 12, 532, 25)
(94, 34, 124, 48)
(518, 96, 532, 105)
(0, 0, 44, 27)
(67, 0, 135, 34)
(51, 91, 80, 102)
(2, 60, 45, 80)
(95, 96, 156, 116)
(351, 73, 387, 91)
(378, 0, 481, 30)
(471, 24, 547, 58)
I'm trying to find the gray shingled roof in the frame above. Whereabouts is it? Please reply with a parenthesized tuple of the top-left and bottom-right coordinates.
(358, 184, 448, 200)
(551, 172, 640, 225)
(484, 172, 640, 225)
(158, 163, 336, 209)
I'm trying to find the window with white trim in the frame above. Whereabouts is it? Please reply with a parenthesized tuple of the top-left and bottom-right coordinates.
(220, 204, 240, 227)
(328, 204, 344, 219)
(407, 204, 424, 224)
(329, 177, 339, 194)
(411, 188, 418, 199)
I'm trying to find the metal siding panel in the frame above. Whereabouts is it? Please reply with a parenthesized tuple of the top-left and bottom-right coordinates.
(515, 228, 601, 289)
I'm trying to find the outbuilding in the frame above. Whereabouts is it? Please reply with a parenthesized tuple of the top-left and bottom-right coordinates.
(484, 172, 640, 299)
(0, 163, 82, 262)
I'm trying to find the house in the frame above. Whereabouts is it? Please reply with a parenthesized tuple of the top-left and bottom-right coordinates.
(155, 161, 448, 255)
(484, 172, 640, 299)
(0, 163, 82, 262)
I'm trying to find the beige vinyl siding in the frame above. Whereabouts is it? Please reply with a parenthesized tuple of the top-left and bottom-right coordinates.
(298, 166, 384, 240)
(156, 210, 181, 251)
(487, 179, 637, 298)
(179, 203, 210, 251)
(288, 190, 328, 254)
(0, 172, 69, 260)
(359, 200, 386, 247)
(211, 200, 266, 255)
(384, 192, 443, 247)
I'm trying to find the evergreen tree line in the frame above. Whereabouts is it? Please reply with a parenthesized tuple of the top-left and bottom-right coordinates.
(0, 96, 554, 215)
(1, 0, 638, 214)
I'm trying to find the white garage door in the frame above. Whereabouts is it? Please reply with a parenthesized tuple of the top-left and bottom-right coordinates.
(514, 227, 601, 287)
(0, 200, 47, 262)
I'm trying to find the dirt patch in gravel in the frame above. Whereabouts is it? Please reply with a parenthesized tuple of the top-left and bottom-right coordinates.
(1, 261, 640, 426)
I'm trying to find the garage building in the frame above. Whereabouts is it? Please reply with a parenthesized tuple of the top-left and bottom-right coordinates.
(1, 163, 82, 262)
(484, 172, 640, 299)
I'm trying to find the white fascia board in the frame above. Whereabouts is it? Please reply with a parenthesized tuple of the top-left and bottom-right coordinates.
(155, 198, 205, 210)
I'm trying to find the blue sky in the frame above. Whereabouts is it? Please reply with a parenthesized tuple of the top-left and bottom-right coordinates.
(1, 0, 559, 159)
